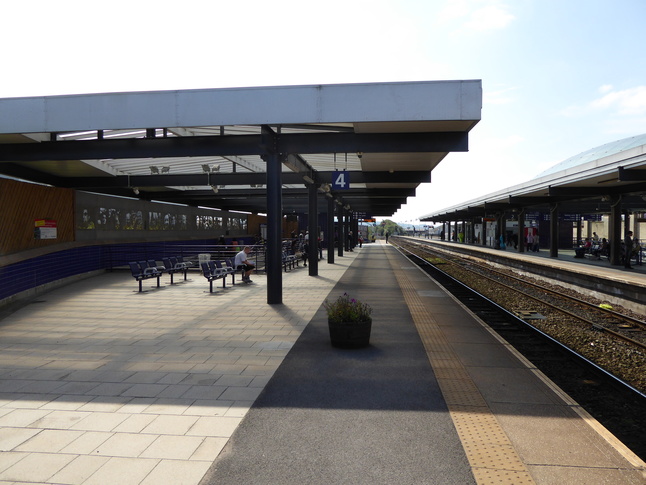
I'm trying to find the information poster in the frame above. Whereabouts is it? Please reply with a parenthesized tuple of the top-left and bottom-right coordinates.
(34, 219, 57, 239)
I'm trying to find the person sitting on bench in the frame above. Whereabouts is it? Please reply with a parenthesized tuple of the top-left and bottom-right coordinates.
(235, 246, 256, 283)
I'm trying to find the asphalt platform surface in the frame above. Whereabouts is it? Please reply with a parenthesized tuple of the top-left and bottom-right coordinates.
(199, 247, 475, 485)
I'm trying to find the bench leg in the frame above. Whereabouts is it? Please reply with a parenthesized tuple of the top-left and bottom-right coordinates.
(156, 276, 161, 288)
(138, 279, 143, 293)
(209, 279, 213, 293)
(170, 272, 175, 285)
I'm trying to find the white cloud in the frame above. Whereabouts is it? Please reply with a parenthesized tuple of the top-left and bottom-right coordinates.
(438, 0, 472, 21)
(463, 4, 515, 31)
(440, 1, 515, 34)
(561, 85, 646, 118)
(590, 86, 646, 116)
(559, 86, 646, 136)
(484, 86, 518, 105)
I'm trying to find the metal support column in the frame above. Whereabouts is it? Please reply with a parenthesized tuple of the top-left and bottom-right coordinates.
(308, 183, 319, 276)
(610, 196, 622, 265)
(344, 208, 351, 251)
(353, 218, 359, 248)
(338, 205, 344, 257)
(518, 209, 525, 253)
(549, 203, 559, 258)
(327, 196, 335, 264)
(263, 126, 282, 304)
(495, 214, 502, 248)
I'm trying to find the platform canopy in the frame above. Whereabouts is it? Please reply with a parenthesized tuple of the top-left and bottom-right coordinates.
(0, 80, 482, 217)
(421, 134, 646, 223)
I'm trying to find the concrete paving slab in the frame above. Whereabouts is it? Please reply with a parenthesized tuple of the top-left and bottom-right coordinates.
(0, 242, 642, 484)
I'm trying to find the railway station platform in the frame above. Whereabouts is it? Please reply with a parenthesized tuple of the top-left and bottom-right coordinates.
(0, 242, 644, 484)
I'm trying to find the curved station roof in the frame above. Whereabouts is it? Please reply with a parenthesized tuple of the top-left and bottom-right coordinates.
(421, 133, 646, 223)
(0, 80, 482, 217)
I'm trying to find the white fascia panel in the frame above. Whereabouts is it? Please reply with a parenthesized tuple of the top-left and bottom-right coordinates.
(0, 80, 482, 134)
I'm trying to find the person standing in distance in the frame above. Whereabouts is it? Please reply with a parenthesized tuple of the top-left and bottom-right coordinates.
(235, 246, 256, 283)
(624, 231, 634, 269)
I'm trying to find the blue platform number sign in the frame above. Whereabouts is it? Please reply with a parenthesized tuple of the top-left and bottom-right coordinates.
(332, 171, 350, 190)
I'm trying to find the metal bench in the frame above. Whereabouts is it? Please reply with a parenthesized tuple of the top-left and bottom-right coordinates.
(200, 261, 228, 293)
(282, 251, 298, 271)
(129, 261, 162, 292)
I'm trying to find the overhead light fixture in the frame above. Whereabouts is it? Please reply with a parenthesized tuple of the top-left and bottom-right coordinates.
(211, 186, 219, 194)
(202, 164, 220, 173)
(161, 166, 170, 174)
(132, 187, 140, 195)
(357, 152, 363, 159)
(303, 175, 315, 184)
(150, 166, 159, 174)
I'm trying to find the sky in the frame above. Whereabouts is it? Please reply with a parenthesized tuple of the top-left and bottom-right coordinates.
(2, 0, 646, 224)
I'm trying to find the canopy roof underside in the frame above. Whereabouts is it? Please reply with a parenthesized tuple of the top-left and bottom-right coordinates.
(0, 81, 482, 216)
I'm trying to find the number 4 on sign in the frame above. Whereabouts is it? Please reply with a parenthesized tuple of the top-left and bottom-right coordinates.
(332, 171, 350, 190)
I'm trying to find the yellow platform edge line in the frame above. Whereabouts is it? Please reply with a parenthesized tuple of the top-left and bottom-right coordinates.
(386, 248, 537, 485)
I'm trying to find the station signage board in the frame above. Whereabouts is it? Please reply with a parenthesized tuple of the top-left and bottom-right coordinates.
(332, 171, 349, 190)
(34, 219, 57, 239)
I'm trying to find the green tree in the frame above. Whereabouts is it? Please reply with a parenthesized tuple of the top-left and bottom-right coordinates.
(376, 219, 404, 236)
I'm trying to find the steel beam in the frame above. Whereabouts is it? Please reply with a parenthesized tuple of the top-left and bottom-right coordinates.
(0, 132, 468, 162)
(51, 171, 431, 189)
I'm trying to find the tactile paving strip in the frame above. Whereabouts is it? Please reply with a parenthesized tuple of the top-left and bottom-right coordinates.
(388, 250, 536, 485)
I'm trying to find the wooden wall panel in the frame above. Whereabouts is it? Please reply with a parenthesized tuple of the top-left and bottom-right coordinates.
(0, 178, 74, 256)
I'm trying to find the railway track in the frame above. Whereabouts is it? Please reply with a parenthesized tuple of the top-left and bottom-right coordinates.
(402, 239, 646, 349)
(391, 239, 646, 461)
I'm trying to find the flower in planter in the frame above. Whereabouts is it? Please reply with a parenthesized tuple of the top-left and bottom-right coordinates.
(324, 293, 372, 324)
